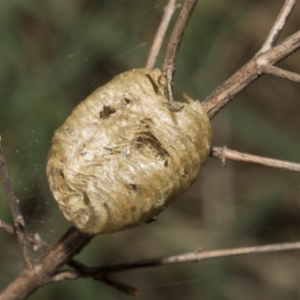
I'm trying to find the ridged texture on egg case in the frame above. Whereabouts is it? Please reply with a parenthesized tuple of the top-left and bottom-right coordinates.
(46, 68, 212, 235)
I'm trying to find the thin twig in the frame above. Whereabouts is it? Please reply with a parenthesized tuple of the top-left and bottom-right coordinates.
(57, 241, 300, 275)
(101, 276, 139, 297)
(51, 239, 300, 293)
(146, 0, 178, 68)
(0, 137, 32, 268)
(162, 0, 198, 108)
(260, 0, 296, 53)
(203, 0, 300, 119)
(203, 30, 300, 118)
(0, 219, 15, 235)
(0, 219, 48, 251)
(52, 260, 139, 296)
(211, 146, 300, 172)
(262, 65, 300, 83)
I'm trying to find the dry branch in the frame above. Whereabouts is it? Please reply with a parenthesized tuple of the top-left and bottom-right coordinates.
(203, 30, 300, 118)
(0, 138, 32, 268)
(211, 146, 300, 173)
(262, 65, 300, 83)
(0, 220, 47, 251)
(203, 0, 300, 119)
(0, 227, 91, 300)
(99, 241, 300, 272)
(260, 0, 296, 53)
(162, 0, 198, 108)
(146, 0, 178, 68)
(44, 241, 300, 277)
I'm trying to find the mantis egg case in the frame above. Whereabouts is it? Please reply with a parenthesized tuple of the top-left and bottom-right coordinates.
(46, 68, 212, 235)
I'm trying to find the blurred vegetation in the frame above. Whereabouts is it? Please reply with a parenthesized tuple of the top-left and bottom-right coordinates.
(1, 0, 300, 299)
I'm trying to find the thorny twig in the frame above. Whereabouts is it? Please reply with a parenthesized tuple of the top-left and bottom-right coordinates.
(162, 0, 198, 109)
(211, 146, 300, 172)
(146, 0, 178, 68)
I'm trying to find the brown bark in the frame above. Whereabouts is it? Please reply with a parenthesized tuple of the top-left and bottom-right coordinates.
(0, 228, 91, 300)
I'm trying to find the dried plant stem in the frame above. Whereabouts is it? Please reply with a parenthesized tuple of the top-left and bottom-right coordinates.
(100, 276, 139, 296)
(51, 269, 139, 296)
(146, 0, 178, 68)
(262, 65, 300, 83)
(162, 0, 198, 107)
(47, 241, 300, 277)
(100, 241, 300, 272)
(0, 219, 15, 235)
(0, 138, 32, 268)
(0, 227, 91, 300)
(260, 0, 296, 53)
(203, 30, 300, 118)
(58, 260, 140, 296)
(211, 146, 300, 172)
(0, 219, 47, 251)
(202, 0, 299, 118)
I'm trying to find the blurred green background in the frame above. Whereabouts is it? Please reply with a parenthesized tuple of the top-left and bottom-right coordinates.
(1, 0, 300, 299)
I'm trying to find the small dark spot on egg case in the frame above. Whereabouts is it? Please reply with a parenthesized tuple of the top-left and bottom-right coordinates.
(99, 105, 116, 119)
